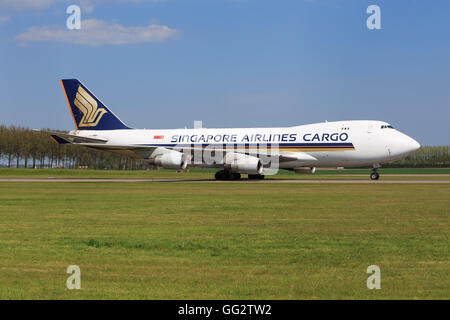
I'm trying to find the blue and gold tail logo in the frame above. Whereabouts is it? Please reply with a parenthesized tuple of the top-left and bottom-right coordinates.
(73, 85, 108, 127)
(61, 79, 131, 130)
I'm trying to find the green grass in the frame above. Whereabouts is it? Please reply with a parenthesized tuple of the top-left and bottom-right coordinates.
(0, 167, 449, 180)
(0, 168, 210, 179)
(0, 181, 448, 299)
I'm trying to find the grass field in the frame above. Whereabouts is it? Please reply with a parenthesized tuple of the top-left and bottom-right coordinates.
(0, 178, 448, 299)
(1, 167, 450, 180)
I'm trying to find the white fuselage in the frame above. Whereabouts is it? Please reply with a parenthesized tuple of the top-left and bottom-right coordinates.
(72, 120, 420, 169)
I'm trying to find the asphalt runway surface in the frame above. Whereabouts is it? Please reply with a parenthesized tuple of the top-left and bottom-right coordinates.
(1, 178, 449, 183)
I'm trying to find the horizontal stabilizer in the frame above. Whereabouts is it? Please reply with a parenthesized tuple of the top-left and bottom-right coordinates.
(38, 130, 108, 144)
(50, 134, 71, 144)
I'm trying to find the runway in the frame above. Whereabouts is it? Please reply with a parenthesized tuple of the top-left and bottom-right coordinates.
(0, 178, 449, 183)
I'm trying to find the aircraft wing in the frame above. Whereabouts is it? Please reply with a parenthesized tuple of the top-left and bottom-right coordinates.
(276, 152, 317, 162)
(163, 145, 317, 163)
(43, 132, 317, 163)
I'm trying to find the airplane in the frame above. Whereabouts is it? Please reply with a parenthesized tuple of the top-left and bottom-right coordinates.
(44, 79, 421, 180)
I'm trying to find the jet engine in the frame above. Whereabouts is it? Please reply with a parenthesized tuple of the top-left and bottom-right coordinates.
(152, 151, 187, 170)
(293, 167, 316, 174)
(224, 153, 263, 175)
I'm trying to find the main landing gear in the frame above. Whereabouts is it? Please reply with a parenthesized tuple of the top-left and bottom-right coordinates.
(370, 165, 380, 180)
(248, 174, 265, 180)
(214, 170, 265, 181)
(215, 170, 241, 181)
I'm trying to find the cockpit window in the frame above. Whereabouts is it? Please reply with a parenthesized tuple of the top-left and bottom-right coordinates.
(381, 125, 394, 129)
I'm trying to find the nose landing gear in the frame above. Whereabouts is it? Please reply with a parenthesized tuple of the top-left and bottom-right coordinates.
(370, 165, 380, 180)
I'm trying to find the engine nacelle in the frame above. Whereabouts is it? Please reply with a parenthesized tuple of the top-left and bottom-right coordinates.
(152, 151, 187, 170)
(293, 167, 316, 174)
(224, 153, 263, 175)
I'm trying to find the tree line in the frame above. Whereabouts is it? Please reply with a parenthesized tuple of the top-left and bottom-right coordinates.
(0, 125, 448, 169)
(383, 145, 449, 168)
(0, 125, 148, 169)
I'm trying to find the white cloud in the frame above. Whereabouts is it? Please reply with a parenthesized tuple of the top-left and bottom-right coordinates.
(15, 18, 177, 46)
(0, 15, 11, 23)
(0, 0, 56, 10)
(0, 0, 167, 11)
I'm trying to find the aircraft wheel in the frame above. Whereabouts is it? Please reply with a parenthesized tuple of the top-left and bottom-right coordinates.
(215, 170, 240, 180)
(231, 173, 241, 180)
(248, 174, 264, 180)
(370, 172, 380, 180)
(215, 170, 226, 180)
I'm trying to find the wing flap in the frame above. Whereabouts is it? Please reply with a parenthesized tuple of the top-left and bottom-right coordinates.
(160, 145, 318, 163)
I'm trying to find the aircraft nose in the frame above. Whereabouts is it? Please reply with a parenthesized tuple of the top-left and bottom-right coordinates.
(408, 137, 421, 152)
(399, 134, 421, 155)
(386, 133, 420, 158)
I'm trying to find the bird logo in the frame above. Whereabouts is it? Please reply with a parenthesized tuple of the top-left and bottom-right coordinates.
(73, 85, 107, 127)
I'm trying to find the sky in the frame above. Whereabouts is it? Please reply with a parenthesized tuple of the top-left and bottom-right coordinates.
(0, 0, 449, 145)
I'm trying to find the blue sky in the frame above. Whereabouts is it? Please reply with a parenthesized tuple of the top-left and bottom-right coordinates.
(0, 0, 449, 145)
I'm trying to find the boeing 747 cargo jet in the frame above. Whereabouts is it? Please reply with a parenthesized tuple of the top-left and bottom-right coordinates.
(44, 79, 421, 180)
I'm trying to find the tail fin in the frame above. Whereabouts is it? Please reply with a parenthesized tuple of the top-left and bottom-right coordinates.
(61, 79, 131, 130)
